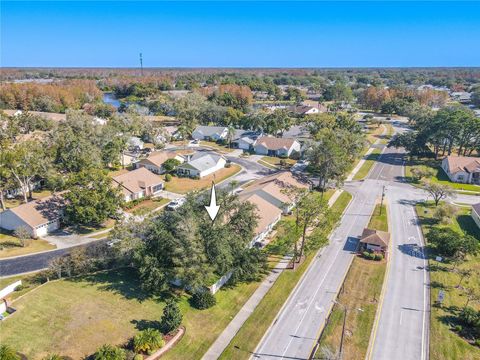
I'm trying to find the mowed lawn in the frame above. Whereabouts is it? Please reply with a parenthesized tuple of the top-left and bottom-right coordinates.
(260, 156, 297, 169)
(164, 164, 241, 194)
(0, 267, 262, 360)
(407, 158, 480, 193)
(416, 202, 480, 360)
(0, 229, 55, 259)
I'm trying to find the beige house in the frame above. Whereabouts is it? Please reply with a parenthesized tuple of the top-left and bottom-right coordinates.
(0, 194, 65, 238)
(253, 137, 301, 157)
(112, 168, 164, 202)
(441, 156, 480, 184)
(359, 228, 390, 252)
(239, 171, 309, 214)
(134, 151, 185, 174)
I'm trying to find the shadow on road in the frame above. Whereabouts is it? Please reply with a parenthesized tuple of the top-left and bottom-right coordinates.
(397, 243, 427, 259)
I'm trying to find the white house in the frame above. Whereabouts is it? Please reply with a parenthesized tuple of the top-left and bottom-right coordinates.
(253, 137, 301, 157)
(112, 168, 164, 202)
(0, 194, 65, 238)
(176, 153, 226, 178)
(191, 126, 228, 141)
(441, 156, 480, 184)
(133, 151, 185, 174)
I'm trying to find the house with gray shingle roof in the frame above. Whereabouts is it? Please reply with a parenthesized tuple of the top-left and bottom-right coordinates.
(192, 126, 228, 141)
(176, 152, 227, 178)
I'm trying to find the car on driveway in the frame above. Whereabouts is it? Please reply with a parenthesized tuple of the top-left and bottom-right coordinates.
(166, 198, 186, 211)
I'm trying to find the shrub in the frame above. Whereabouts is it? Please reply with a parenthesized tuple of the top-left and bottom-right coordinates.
(453, 324, 463, 333)
(133, 328, 164, 353)
(160, 299, 182, 334)
(133, 355, 143, 360)
(190, 290, 217, 310)
(14, 284, 25, 292)
(93, 344, 126, 360)
(0, 345, 20, 360)
(474, 339, 480, 347)
(374, 254, 383, 261)
(14, 226, 31, 246)
(225, 162, 231, 168)
(165, 174, 172, 182)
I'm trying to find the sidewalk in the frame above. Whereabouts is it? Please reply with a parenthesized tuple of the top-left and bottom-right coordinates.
(202, 255, 292, 360)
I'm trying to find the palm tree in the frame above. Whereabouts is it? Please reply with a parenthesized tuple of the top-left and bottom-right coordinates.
(93, 344, 126, 360)
(133, 328, 164, 353)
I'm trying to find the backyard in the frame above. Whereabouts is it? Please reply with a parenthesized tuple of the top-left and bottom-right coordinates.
(0, 267, 261, 360)
(416, 202, 480, 360)
(163, 164, 241, 194)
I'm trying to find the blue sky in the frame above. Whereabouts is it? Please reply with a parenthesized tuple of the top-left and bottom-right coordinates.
(2, 1, 480, 67)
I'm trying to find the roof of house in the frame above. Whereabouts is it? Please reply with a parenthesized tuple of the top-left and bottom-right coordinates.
(179, 152, 225, 172)
(360, 228, 390, 248)
(240, 171, 309, 206)
(136, 151, 184, 168)
(254, 136, 298, 151)
(112, 167, 164, 195)
(241, 193, 282, 236)
(6, 194, 65, 228)
(282, 125, 310, 139)
(472, 203, 480, 216)
(193, 125, 227, 137)
(444, 156, 480, 174)
(291, 105, 318, 115)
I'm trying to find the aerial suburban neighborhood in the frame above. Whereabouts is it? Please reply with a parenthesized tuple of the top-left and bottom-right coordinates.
(1, 1, 480, 360)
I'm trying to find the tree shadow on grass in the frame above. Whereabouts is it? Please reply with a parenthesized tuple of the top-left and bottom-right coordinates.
(131, 318, 162, 331)
(67, 267, 174, 303)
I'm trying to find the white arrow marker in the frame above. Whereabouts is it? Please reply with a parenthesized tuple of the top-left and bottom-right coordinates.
(205, 182, 220, 221)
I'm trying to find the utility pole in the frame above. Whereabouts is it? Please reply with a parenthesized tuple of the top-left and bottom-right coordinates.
(339, 306, 347, 360)
(379, 185, 386, 215)
(139, 52, 143, 76)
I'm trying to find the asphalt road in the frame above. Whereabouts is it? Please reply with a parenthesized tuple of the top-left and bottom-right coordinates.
(252, 128, 430, 360)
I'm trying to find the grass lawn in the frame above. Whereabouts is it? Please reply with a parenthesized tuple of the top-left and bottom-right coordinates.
(0, 267, 262, 360)
(219, 191, 353, 360)
(200, 141, 235, 153)
(0, 273, 44, 301)
(3, 189, 53, 210)
(260, 156, 297, 169)
(0, 229, 55, 259)
(68, 218, 116, 235)
(406, 158, 480, 193)
(353, 148, 382, 181)
(366, 124, 385, 145)
(415, 202, 480, 360)
(164, 165, 241, 194)
(368, 204, 388, 232)
(126, 197, 170, 216)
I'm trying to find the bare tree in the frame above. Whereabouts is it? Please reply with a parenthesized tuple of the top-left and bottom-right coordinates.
(421, 180, 454, 206)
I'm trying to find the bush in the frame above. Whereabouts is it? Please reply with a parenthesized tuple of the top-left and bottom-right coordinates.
(133, 328, 164, 354)
(475, 339, 480, 347)
(133, 355, 143, 360)
(14, 284, 25, 292)
(14, 226, 31, 246)
(190, 290, 217, 310)
(165, 174, 172, 182)
(374, 254, 383, 261)
(160, 299, 182, 334)
(93, 344, 126, 360)
(0, 345, 20, 360)
(453, 324, 463, 333)
(225, 162, 231, 168)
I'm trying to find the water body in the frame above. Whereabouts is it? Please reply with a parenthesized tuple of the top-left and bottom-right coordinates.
(103, 92, 121, 109)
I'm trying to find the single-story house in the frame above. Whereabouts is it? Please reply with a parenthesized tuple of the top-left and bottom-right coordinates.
(471, 203, 480, 228)
(441, 156, 480, 184)
(191, 126, 228, 141)
(253, 136, 301, 157)
(290, 105, 319, 115)
(133, 151, 185, 174)
(359, 228, 390, 252)
(238, 171, 309, 214)
(281, 125, 310, 140)
(112, 167, 164, 202)
(240, 193, 282, 247)
(450, 91, 471, 104)
(0, 194, 65, 238)
(231, 130, 261, 150)
(127, 136, 144, 150)
(176, 153, 227, 178)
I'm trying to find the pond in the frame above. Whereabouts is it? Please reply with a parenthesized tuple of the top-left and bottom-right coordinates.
(103, 92, 120, 109)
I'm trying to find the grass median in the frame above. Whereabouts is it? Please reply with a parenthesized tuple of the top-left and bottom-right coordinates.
(219, 191, 353, 359)
(353, 148, 382, 181)
(315, 203, 388, 359)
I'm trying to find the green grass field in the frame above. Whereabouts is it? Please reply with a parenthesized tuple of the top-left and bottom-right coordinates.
(0, 229, 56, 259)
(368, 204, 388, 232)
(0, 268, 261, 360)
(407, 158, 480, 193)
(353, 148, 382, 181)
(260, 156, 297, 169)
(219, 191, 353, 359)
(416, 202, 480, 360)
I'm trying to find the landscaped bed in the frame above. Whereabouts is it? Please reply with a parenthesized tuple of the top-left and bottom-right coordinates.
(416, 202, 480, 360)
(0, 267, 262, 360)
(164, 165, 241, 194)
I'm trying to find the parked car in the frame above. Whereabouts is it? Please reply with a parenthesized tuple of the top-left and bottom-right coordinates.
(166, 197, 187, 211)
